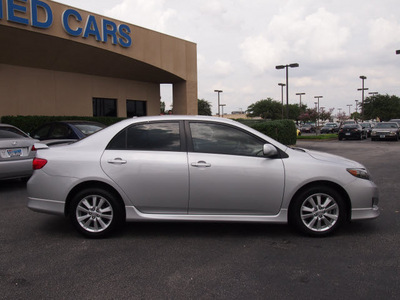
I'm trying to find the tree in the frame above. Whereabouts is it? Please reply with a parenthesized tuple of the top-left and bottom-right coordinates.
(198, 99, 212, 116)
(247, 98, 282, 119)
(336, 111, 348, 122)
(160, 101, 166, 114)
(319, 108, 334, 122)
(298, 108, 318, 123)
(363, 94, 400, 121)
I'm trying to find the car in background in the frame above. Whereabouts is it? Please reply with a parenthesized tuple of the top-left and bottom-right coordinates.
(320, 122, 339, 134)
(371, 122, 400, 141)
(338, 124, 367, 140)
(361, 122, 373, 137)
(301, 124, 316, 133)
(30, 120, 106, 146)
(389, 119, 400, 127)
(0, 124, 38, 180)
(27, 115, 379, 238)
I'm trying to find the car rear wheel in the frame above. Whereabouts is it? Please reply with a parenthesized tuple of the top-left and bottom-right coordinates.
(69, 188, 124, 238)
(289, 186, 347, 237)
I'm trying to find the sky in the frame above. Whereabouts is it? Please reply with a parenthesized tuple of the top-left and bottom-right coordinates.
(54, 0, 400, 116)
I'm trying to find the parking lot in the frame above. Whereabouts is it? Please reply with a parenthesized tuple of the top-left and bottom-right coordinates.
(1, 138, 399, 299)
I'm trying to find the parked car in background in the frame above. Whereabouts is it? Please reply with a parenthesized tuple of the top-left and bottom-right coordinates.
(320, 122, 339, 134)
(28, 115, 379, 238)
(338, 124, 367, 140)
(389, 119, 400, 127)
(301, 124, 316, 133)
(371, 122, 400, 141)
(361, 122, 373, 137)
(30, 120, 106, 146)
(0, 124, 38, 180)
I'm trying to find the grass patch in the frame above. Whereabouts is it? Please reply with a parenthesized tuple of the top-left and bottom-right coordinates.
(297, 134, 337, 140)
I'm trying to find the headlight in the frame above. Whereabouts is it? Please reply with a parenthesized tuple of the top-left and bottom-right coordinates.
(347, 168, 370, 180)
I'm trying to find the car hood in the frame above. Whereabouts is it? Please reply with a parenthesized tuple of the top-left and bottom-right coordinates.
(290, 147, 363, 168)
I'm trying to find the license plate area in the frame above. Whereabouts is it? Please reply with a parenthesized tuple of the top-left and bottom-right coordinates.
(2, 148, 23, 158)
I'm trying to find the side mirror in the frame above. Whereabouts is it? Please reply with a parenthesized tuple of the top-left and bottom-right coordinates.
(263, 144, 278, 157)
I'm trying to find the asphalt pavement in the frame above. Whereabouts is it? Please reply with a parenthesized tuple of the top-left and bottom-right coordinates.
(0, 138, 399, 299)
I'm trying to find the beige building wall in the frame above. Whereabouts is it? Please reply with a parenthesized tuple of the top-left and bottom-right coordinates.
(0, 0, 197, 118)
(0, 64, 160, 117)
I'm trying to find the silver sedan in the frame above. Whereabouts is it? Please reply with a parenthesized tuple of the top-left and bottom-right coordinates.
(27, 116, 379, 238)
(0, 124, 38, 180)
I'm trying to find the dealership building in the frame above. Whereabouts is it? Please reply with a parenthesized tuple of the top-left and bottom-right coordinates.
(0, 0, 198, 119)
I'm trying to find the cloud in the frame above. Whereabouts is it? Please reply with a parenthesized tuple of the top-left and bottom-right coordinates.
(105, 0, 176, 32)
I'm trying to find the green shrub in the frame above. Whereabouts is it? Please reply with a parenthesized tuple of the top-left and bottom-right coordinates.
(236, 119, 297, 145)
(1, 115, 125, 134)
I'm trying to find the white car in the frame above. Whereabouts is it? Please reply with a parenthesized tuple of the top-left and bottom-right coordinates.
(0, 124, 38, 180)
(27, 116, 379, 238)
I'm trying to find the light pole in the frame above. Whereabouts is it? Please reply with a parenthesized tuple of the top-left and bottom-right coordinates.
(358, 76, 368, 120)
(278, 83, 286, 119)
(276, 63, 299, 118)
(214, 90, 223, 117)
(314, 96, 323, 128)
(355, 100, 359, 113)
(296, 92, 305, 107)
(347, 104, 352, 116)
(220, 104, 226, 117)
(369, 92, 378, 96)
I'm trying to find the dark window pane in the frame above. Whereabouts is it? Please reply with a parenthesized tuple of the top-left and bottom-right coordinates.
(190, 122, 264, 156)
(127, 122, 180, 151)
(126, 100, 147, 117)
(107, 122, 181, 151)
(93, 98, 117, 117)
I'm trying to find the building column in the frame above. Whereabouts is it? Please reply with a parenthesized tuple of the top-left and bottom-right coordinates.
(173, 81, 198, 115)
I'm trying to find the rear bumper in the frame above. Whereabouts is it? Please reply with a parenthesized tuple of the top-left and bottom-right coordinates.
(27, 197, 65, 216)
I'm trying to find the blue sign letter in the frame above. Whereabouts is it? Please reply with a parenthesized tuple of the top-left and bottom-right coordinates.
(83, 15, 101, 41)
(102, 19, 117, 45)
(118, 24, 132, 48)
(62, 9, 82, 36)
(31, 0, 53, 28)
(7, 0, 29, 25)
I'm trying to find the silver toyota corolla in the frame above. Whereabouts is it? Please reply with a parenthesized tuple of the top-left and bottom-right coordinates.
(27, 116, 379, 238)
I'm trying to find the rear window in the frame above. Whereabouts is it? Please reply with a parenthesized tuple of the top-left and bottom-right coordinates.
(0, 127, 27, 138)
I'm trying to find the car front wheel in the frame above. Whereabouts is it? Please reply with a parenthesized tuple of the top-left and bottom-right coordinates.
(289, 186, 347, 237)
(69, 188, 124, 238)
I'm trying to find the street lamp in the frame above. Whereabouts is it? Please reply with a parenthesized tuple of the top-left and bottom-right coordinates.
(358, 76, 368, 120)
(347, 104, 352, 116)
(276, 63, 299, 118)
(369, 92, 378, 96)
(355, 100, 359, 113)
(314, 96, 323, 128)
(396, 50, 400, 55)
(296, 92, 305, 107)
(278, 83, 286, 119)
(220, 104, 226, 117)
(214, 90, 223, 117)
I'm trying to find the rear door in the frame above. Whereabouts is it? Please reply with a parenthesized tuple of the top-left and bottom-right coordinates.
(101, 121, 189, 214)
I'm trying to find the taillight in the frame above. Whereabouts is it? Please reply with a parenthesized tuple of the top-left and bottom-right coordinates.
(33, 158, 47, 170)
(31, 145, 37, 151)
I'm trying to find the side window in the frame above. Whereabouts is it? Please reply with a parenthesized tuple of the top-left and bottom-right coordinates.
(31, 124, 52, 140)
(49, 124, 72, 139)
(189, 122, 265, 156)
(107, 122, 181, 151)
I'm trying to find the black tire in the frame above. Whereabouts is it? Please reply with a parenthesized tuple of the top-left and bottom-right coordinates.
(69, 188, 125, 238)
(289, 185, 347, 237)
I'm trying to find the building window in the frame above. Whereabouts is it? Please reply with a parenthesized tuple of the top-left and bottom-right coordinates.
(93, 98, 117, 117)
(126, 100, 147, 117)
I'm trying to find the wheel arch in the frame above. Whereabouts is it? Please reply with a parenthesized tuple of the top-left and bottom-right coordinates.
(288, 180, 352, 222)
(64, 181, 126, 218)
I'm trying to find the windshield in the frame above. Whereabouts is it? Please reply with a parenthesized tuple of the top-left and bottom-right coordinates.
(375, 123, 398, 129)
(375, 123, 398, 128)
(74, 123, 106, 136)
(0, 127, 28, 138)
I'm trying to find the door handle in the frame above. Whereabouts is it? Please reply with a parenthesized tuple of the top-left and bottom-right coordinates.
(108, 158, 127, 164)
(191, 161, 211, 168)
